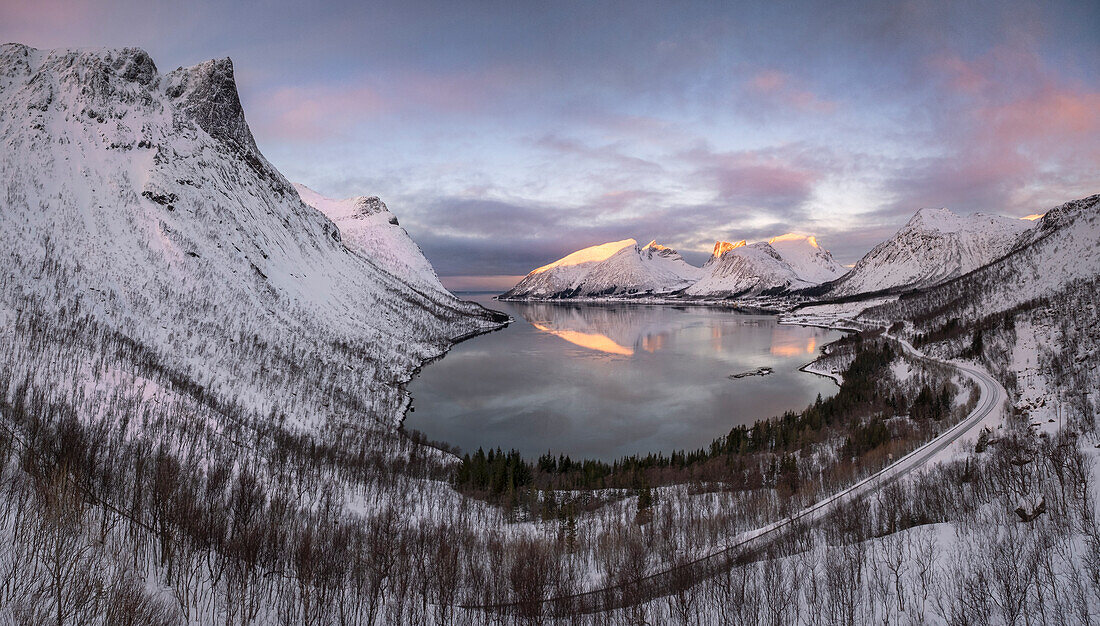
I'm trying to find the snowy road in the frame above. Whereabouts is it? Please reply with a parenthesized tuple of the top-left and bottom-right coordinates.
(462, 328, 1007, 617)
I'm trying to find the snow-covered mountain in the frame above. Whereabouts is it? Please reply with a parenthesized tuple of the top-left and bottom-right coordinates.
(503, 232, 844, 300)
(500, 239, 703, 299)
(0, 44, 503, 431)
(684, 240, 812, 298)
(870, 194, 1100, 322)
(826, 208, 1032, 297)
(293, 183, 449, 295)
(766, 234, 846, 284)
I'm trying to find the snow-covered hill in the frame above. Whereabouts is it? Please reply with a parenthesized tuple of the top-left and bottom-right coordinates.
(293, 183, 450, 295)
(869, 194, 1100, 322)
(500, 239, 703, 299)
(684, 240, 812, 297)
(0, 44, 503, 431)
(826, 208, 1032, 297)
(766, 234, 846, 284)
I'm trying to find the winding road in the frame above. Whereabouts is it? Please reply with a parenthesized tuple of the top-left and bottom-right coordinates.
(460, 323, 1008, 618)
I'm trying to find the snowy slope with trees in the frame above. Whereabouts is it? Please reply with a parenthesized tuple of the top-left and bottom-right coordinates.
(0, 44, 514, 622)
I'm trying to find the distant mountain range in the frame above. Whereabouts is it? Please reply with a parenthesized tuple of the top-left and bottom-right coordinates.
(501, 208, 1049, 303)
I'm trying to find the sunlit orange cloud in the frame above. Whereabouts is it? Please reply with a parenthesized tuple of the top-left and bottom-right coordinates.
(531, 323, 633, 356)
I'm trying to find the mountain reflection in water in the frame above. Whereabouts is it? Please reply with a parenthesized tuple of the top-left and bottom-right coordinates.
(404, 294, 846, 461)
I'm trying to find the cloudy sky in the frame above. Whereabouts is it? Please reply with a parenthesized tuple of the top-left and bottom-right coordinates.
(4, 0, 1099, 289)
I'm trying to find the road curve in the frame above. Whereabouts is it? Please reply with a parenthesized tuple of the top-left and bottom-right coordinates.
(460, 328, 1007, 618)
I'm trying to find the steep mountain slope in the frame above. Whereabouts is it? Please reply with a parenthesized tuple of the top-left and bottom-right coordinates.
(827, 208, 1032, 297)
(684, 240, 812, 297)
(500, 239, 703, 299)
(0, 43, 522, 623)
(0, 43, 503, 433)
(868, 194, 1100, 323)
(766, 233, 846, 283)
(293, 183, 449, 295)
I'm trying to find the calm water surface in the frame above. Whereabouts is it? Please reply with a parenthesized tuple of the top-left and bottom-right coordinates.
(405, 294, 844, 461)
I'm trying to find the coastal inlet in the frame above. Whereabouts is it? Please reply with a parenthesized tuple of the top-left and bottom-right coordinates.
(405, 294, 844, 461)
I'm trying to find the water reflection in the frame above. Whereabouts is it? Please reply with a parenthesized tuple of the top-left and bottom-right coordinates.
(530, 322, 634, 356)
(405, 295, 845, 461)
(519, 302, 701, 356)
(770, 325, 818, 356)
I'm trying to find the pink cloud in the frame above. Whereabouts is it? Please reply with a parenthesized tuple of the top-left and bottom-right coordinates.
(933, 47, 1100, 148)
(256, 85, 390, 141)
(747, 69, 836, 114)
(750, 70, 787, 93)
(253, 63, 532, 141)
(684, 147, 825, 210)
(887, 46, 1100, 214)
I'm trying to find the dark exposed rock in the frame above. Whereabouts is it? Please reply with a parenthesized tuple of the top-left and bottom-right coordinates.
(141, 190, 178, 206)
(165, 59, 256, 152)
(1015, 496, 1046, 522)
(112, 48, 158, 86)
(354, 196, 389, 217)
(165, 58, 292, 193)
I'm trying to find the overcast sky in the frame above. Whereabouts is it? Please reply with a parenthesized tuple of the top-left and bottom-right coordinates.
(4, 0, 1098, 288)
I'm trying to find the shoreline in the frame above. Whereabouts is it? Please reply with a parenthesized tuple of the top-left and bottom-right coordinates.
(394, 301, 513, 458)
(399, 297, 853, 462)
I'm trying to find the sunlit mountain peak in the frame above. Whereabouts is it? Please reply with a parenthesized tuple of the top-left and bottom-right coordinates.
(712, 240, 747, 258)
(531, 238, 637, 274)
(1021, 213, 1045, 221)
(768, 233, 819, 248)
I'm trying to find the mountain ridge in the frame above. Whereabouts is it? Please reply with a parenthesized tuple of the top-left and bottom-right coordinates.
(823, 207, 1032, 298)
(502, 232, 845, 300)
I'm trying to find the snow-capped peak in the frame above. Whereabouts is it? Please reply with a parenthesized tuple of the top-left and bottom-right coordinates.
(0, 43, 503, 435)
(686, 241, 808, 297)
(292, 183, 447, 294)
(711, 240, 747, 260)
(501, 238, 702, 299)
(532, 239, 637, 274)
(768, 233, 818, 248)
(765, 233, 846, 284)
(826, 207, 1034, 297)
